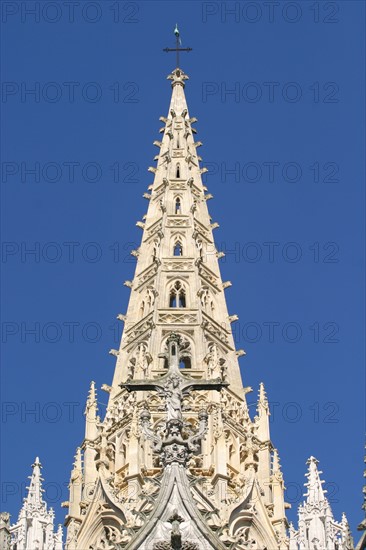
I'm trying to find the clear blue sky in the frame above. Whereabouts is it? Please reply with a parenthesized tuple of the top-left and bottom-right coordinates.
(1, 0, 364, 538)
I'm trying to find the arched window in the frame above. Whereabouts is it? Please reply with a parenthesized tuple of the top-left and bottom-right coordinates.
(176, 163, 180, 178)
(176, 134, 180, 149)
(169, 281, 186, 308)
(175, 197, 182, 214)
(173, 241, 183, 256)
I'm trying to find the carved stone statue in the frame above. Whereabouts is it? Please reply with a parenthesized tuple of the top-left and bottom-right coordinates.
(161, 375, 183, 421)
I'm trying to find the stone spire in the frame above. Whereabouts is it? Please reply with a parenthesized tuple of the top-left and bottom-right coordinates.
(25, 456, 44, 506)
(304, 455, 326, 504)
(67, 448, 83, 518)
(9, 457, 62, 550)
(290, 457, 353, 550)
(85, 380, 98, 441)
(64, 58, 288, 549)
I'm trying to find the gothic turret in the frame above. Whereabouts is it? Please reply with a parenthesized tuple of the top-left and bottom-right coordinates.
(290, 457, 353, 550)
(9, 457, 62, 550)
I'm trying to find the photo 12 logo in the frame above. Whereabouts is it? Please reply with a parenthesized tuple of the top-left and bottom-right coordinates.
(1, 1, 140, 24)
(1, 81, 139, 104)
(201, 81, 339, 104)
(201, 2, 340, 24)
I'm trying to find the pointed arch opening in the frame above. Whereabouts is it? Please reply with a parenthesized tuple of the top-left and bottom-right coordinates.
(173, 241, 183, 256)
(169, 281, 187, 308)
(176, 163, 181, 178)
(175, 197, 182, 215)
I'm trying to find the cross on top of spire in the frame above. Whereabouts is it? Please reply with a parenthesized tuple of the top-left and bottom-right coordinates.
(163, 24, 192, 68)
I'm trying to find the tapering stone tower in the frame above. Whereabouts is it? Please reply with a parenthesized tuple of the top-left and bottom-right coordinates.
(64, 59, 289, 550)
(290, 457, 353, 550)
(9, 457, 63, 550)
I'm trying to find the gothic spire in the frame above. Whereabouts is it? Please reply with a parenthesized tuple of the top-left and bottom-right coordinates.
(25, 456, 44, 506)
(64, 50, 288, 550)
(290, 457, 352, 550)
(304, 455, 326, 504)
(8, 457, 62, 550)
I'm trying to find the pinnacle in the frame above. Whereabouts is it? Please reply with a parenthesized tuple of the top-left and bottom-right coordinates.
(257, 382, 269, 414)
(259, 381, 267, 401)
(86, 380, 97, 407)
(304, 455, 327, 504)
(24, 456, 46, 506)
(73, 447, 82, 469)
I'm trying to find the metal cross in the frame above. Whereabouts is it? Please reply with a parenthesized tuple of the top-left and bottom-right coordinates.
(163, 24, 192, 68)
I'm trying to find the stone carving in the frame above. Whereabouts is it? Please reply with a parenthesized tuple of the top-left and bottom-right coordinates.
(124, 317, 154, 345)
(153, 510, 199, 550)
(135, 263, 159, 289)
(103, 392, 136, 430)
(198, 286, 216, 318)
(204, 342, 226, 379)
(158, 312, 197, 325)
(198, 264, 219, 289)
(194, 219, 211, 241)
(201, 319, 229, 345)
(89, 524, 130, 549)
(170, 182, 186, 190)
(166, 216, 190, 227)
(145, 219, 163, 241)
(121, 333, 227, 468)
(163, 260, 194, 271)
(219, 526, 258, 549)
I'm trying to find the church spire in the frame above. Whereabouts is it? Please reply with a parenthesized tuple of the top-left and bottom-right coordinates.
(304, 455, 326, 504)
(25, 456, 44, 506)
(65, 47, 288, 550)
(8, 457, 62, 550)
(290, 457, 353, 550)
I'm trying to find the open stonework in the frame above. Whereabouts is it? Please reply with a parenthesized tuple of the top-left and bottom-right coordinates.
(1, 61, 355, 550)
(61, 66, 291, 550)
(7, 457, 63, 550)
(290, 457, 353, 550)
